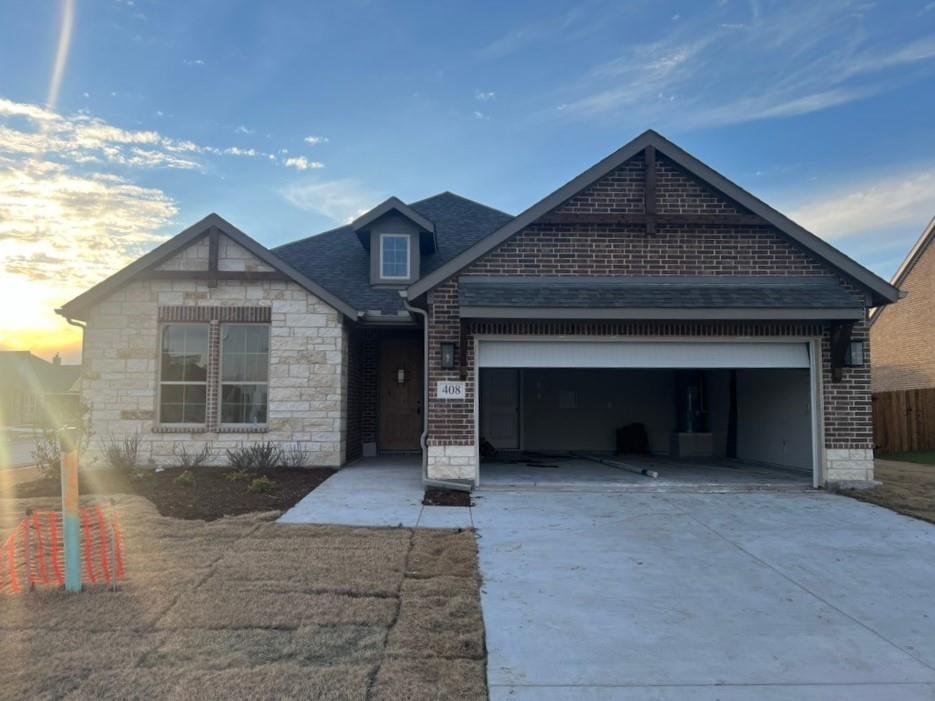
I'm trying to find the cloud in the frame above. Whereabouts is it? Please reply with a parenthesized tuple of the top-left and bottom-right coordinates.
(473, 110, 489, 120)
(234, 124, 255, 135)
(786, 166, 935, 242)
(283, 156, 324, 171)
(474, 90, 496, 101)
(303, 135, 329, 146)
(557, 2, 935, 129)
(183, 58, 205, 66)
(281, 178, 381, 223)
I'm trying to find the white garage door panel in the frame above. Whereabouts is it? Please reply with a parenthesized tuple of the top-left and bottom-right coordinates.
(478, 340, 810, 369)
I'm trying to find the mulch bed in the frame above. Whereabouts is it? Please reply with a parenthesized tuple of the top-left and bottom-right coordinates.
(12, 467, 334, 521)
(422, 488, 473, 507)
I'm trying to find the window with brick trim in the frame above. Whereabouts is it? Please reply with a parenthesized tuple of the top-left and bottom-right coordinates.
(159, 324, 209, 424)
(220, 324, 270, 425)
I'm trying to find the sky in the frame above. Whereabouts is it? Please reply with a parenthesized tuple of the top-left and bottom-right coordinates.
(2, 0, 935, 363)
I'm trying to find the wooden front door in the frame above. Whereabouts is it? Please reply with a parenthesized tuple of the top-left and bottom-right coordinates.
(378, 336, 423, 451)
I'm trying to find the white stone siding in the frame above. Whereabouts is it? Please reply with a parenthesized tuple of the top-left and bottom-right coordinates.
(426, 445, 477, 481)
(81, 235, 347, 468)
(825, 449, 875, 484)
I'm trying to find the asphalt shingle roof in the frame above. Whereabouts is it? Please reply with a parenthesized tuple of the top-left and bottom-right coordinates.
(458, 277, 863, 310)
(272, 192, 513, 314)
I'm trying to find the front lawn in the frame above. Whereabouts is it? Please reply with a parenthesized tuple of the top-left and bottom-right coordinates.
(842, 458, 935, 525)
(0, 495, 486, 700)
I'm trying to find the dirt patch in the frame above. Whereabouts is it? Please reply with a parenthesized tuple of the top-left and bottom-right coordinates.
(841, 459, 935, 524)
(10, 466, 333, 521)
(0, 496, 486, 700)
(422, 488, 473, 507)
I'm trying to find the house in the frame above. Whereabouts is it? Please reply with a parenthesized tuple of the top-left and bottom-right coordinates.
(869, 217, 935, 452)
(0, 351, 82, 427)
(57, 130, 899, 487)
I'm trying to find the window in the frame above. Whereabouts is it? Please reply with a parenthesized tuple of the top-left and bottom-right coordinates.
(159, 325, 208, 424)
(380, 234, 410, 279)
(221, 324, 270, 425)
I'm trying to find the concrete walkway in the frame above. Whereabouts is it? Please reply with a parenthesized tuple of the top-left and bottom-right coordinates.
(472, 488, 935, 700)
(278, 457, 473, 529)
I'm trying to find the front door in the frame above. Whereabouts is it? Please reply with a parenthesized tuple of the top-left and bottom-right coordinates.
(378, 336, 423, 451)
(481, 368, 520, 451)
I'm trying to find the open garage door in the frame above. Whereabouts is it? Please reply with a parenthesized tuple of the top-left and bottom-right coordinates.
(476, 339, 821, 489)
(477, 339, 810, 369)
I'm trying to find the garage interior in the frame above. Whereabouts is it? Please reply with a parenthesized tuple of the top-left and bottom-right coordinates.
(477, 341, 818, 489)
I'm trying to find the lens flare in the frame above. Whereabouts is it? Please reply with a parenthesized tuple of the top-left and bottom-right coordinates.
(46, 0, 75, 110)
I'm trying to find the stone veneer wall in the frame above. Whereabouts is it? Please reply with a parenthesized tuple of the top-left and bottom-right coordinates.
(80, 235, 347, 468)
(423, 153, 875, 484)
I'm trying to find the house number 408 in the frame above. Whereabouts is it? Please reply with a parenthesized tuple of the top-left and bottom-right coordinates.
(436, 381, 466, 399)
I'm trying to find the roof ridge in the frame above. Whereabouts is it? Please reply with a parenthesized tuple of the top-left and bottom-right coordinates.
(410, 191, 513, 218)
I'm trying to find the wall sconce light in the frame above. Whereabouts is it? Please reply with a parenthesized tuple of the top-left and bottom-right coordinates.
(845, 340, 865, 367)
(397, 368, 406, 384)
(440, 342, 456, 370)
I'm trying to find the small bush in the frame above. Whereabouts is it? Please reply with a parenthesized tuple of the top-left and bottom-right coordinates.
(224, 468, 252, 482)
(99, 434, 141, 472)
(173, 442, 213, 469)
(226, 446, 256, 470)
(281, 443, 311, 468)
(249, 442, 283, 470)
(247, 475, 275, 494)
(31, 402, 94, 479)
(174, 469, 195, 487)
(226, 442, 283, 471)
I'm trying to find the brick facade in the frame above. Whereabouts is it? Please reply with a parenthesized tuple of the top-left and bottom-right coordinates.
(81, 235, 348, 468)
(424, 152, 875, 484)
(871, 236, 935, 393)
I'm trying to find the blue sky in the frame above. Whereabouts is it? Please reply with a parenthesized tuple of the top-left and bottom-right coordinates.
(2, 0, 935, 358)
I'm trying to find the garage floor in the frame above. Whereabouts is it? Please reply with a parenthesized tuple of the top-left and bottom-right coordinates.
(473, 488, 935, 700)
(480, 454, 811, 491)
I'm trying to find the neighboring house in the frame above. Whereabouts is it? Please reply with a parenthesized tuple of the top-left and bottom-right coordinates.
(0, 351, 82, 427)
(868, 217, 935, 452)
(870, 217, 935, 393)
(58, 131, 899, 486)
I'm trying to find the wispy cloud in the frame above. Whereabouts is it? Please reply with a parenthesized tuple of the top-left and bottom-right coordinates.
(283, 156, 324, 171)
(474, 90, 496, 101)
(786, 166, 935, 242)
(304, 135, 329, 146)
(557, 2, 935, 129)
(281, 178, 381, 223)
(234, 124, 255, 135)
(183, 58, 205, 66)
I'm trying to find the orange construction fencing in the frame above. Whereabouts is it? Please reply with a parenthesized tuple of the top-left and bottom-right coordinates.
(0, 502, 125, 594)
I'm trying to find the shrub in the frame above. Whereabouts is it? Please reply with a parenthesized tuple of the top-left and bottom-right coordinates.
(174, 469, 195, 487)
(226, 442, 283, 471)
(224, 468, 252, 482)
(226, 445, 256, 470)
(247, 475, 275, 494)
(281, 443, 311, 468)
(248, 442, 283, 470)
(99, 434, 141, 472)
(31, 401, 93, 480)
(173, 442, 213, 469)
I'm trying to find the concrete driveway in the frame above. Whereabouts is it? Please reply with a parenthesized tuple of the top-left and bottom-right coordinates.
(471, 489, 935, 700)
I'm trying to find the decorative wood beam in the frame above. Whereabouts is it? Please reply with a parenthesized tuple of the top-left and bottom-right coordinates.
(143, 270, 290, 282)
(644, 145, 657, 236)
(207, 227, 220, 288)
(536, 213, 769, 226)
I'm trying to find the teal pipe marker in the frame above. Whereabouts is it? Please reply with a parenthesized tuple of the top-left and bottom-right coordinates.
(60, 428, 81, 592)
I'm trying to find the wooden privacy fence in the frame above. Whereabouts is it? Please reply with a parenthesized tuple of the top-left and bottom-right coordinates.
(872, 388, 935, 453)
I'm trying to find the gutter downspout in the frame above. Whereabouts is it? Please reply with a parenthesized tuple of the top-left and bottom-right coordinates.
(400, 291, 471, 492)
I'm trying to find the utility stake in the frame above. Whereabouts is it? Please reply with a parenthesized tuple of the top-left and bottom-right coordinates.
(60, 427, 81, 592)
(24, 507, 33, 591)
(108, 499, 118, 592)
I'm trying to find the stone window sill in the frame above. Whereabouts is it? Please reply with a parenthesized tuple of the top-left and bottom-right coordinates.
(217, 425, 269, 434)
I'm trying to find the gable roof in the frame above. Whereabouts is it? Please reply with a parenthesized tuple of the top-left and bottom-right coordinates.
(406, 130, 900, 307)
(0, 351, 81, 394)
(869, 215, 934, 326)
(273, 192, 513, 315)
(57, 213, 358, 321)
(350, 196, 438, 253)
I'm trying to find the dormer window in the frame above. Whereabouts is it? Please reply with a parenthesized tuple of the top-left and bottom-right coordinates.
(380, 234, 410, 280)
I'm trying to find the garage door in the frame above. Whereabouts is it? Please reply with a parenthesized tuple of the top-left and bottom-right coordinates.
(477, 340, 810, 369)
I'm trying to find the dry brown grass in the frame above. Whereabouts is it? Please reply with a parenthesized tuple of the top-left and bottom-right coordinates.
(0, 495, 486, 701)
